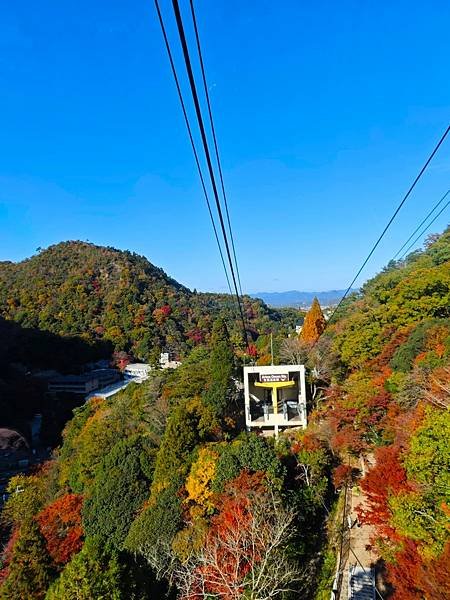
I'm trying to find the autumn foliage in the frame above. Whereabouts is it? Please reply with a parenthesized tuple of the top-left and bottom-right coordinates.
(177, 471, 298, 600)
(37, 494, 84, 565)
(300, 297, 326, 343)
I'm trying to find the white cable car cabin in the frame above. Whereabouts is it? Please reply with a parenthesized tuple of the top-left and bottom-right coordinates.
(243, 364, 307, 436)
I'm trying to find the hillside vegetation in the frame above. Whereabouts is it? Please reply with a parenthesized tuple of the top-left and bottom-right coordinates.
(0, 241, 296, 364)
(315, 227, 450, 598)
(0, 229, 449, 599)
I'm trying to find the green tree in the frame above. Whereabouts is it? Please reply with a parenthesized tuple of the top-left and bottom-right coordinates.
(0, 520, 54, 600)
(204, 318, 235, 415)
(82, 436, 155, 550)
(45, 538, 121, 600)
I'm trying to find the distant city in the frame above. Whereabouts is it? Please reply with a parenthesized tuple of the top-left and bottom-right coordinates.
(250, 289, 356, 308)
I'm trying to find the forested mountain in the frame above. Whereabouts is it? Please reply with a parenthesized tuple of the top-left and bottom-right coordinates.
(0, 229, 449, 599)
(0, 241, 297, 364)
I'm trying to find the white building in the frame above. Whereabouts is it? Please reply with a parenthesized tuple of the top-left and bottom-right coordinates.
(123, 363, 152, 382)
(160, 352, 182, 370)
(243, 364, 307, 436)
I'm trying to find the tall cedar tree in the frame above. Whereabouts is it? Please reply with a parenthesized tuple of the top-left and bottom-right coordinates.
(204, 318, 234, 416)
(300, 297, 326, 343)
(0, 520, 54, 600)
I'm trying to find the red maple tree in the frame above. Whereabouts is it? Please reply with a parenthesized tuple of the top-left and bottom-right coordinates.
(37, 493, 84, 565)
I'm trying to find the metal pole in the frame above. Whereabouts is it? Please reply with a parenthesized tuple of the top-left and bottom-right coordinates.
(270, 332, 274, 365)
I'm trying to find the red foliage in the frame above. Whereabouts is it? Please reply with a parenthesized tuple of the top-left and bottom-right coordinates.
(358, 446, 411, 538)
(37, 494, 83, 565)
(189, 471, 266, 599)
(187, 328, 204, 344)
(332, 426, 366, 455)
(247, 343, 258, 358)
(421, 541, 450, 600)
(386, 538, 424, 600)
(161, 304, 172, 317)
(112, 350, 130, 371)
(332, 464, 353, 489)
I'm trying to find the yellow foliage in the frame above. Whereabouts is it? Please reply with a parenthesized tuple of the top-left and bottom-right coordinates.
(185, 447, 218, 516)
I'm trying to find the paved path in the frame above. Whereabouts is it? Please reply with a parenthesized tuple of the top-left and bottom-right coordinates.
(349, 486, 377, 567)
(337, 484, 378, 600)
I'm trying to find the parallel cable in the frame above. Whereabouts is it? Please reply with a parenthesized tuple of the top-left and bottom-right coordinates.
(171, 0, 249, 346)
(153, 0, 235, 306)
(189, 0, 243, 298)
(400, 192, 450, 259)
(393, 189, 450, 259)
(326, 125, 450, 327)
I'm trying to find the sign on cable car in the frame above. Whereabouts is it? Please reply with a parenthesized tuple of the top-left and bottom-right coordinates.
(259, 373, 288, 383)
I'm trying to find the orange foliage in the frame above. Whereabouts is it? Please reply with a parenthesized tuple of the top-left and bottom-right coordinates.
(153, 304, 172, 325)
(300, 298, 325, 343)
(187, 471, 266, 600)
(371, 366, 392, 388)
(421, 541, 450, 600)
(37, 494, 83, 565)
(369, 325, 413, 370)
(387, 538, 424, 600)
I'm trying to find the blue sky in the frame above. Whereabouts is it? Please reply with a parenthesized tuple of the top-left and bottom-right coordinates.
(1, 0, 449, 293)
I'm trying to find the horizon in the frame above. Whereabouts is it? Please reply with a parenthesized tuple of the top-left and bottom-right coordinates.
(1, 1, 450, 293)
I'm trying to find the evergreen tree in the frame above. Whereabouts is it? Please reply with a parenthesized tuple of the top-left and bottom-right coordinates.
(204, 318, 235, 416)
(0, 520, 54, 600)
(44, 538, 121, 600)
(300, 297, 326, 343)
(82, 436, 154, 550)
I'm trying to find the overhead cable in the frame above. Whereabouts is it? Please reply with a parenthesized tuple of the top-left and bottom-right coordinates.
(326, 124, 450, 327)
(400, 190, 450, 259)
(170, 0, 249, 345)
(153, 0, 235, 306)
(392, 189, 450, 259)
(189, 0, 243, 297)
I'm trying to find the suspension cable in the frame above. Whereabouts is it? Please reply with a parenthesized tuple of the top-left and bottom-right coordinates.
(189, 0, 243, 298)
(326, 125, 450, 327)
(171, 0, 249, 346)
(153, 0, 236, 309)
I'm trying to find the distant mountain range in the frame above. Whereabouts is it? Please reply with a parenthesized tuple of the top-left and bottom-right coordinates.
(250, 289, 354, 308)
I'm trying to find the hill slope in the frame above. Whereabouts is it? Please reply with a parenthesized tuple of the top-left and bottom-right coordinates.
(0, 241, 295, 363)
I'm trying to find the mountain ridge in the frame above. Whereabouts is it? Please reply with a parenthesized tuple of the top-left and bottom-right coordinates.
(250, 289, 355, 307)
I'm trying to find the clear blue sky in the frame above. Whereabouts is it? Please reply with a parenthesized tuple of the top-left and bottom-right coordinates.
(1, 0, 449, 293)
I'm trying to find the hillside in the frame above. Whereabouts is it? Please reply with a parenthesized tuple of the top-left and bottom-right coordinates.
(314, 227, 450, 598)
(0, 241, 297, 364)
(0, 229, 449, 600)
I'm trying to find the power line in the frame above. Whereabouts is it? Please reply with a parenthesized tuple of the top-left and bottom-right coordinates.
(326, 124, 450, 327)
(170, 0, 249, 346)
(393, 189, 450, 259)
(153, 0, 236, 310)
(189, 0, 243, 298)
(400, 192, 450, 259)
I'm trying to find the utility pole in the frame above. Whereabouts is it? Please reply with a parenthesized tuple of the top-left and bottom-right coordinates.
(270, 332, 274, 366)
